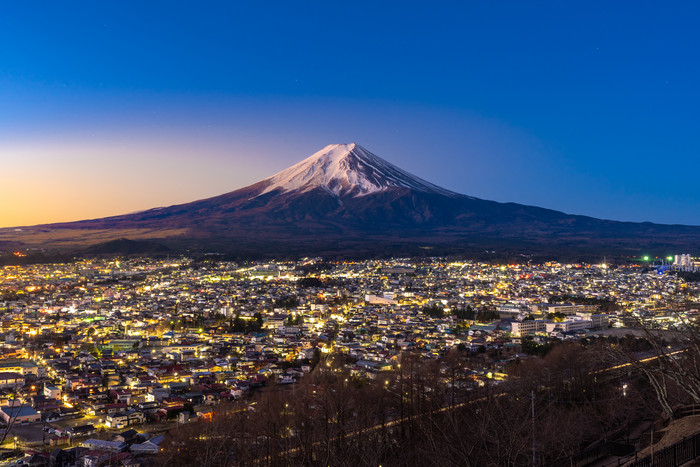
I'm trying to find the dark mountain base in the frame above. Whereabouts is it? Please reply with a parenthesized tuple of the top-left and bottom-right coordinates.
(1, 144, 697, 260)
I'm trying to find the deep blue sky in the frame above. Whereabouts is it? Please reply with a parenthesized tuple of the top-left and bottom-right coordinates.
(1, 1, 698, 227)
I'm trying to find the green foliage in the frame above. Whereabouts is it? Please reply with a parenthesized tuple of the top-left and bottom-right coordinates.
(297, 276, 342, 289)
(475, 309, 498, 321)
(274, 295, 300, 309)
(674, 271, 700, 282)
(230, 312, 264, 333)
(80, 342, 99, 357)
(311, 347, 321, 368)
(453, 305, 475, 320)
(286, 314, 304, 325)
(521, 336, 557, 356)
(214, 313, 227, 324)
(422, 304, 444, 318)
(297, 277, 324, 288)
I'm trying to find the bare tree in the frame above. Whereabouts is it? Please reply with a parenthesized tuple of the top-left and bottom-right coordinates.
(605, 313, 700, 418)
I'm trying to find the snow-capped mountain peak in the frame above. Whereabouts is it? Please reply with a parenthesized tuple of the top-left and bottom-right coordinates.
(259, 143, 458, 198)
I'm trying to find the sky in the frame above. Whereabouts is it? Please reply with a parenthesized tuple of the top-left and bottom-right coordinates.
(1, 1, 699, 227)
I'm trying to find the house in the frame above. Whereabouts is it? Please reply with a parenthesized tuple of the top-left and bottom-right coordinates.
(0, 372, 24, 389)
(161, 396, 186, 408)
(278, 375, 296, 385)
(113, 429, 139, 444)
(58, 405, 83, 420)
(146, 387, 170, 402)
(184, 391, 204, 405)
(48, 434, 70, 447)
(129, 435, 164, 455)
(112, 390, 133, 405)
(30, 395, 60, 413)
(17, 452, 50, 466)
(203, 393, 220, 405)
(105, 411, 145, 429)
(121, 456, 146, 467)
(50, 447, 88, 466)
(0, 405, 41, 424)
(286, 368, 305, 377)
(43, 412, 61, 422)
(136, 401, 160, 412)
(80, 439, 127, 452)
(81, 449, 109, 466)
(104, 403, 128, 414)
(0, 359, 40, 376)
(67, 424, 97, 438)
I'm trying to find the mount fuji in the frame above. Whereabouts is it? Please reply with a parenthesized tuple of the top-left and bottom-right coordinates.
(257, 143, 458, 198)
(2, 143, 699, 258)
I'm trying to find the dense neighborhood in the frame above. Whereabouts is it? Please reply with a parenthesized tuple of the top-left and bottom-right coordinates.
(0, 255, 697, 465)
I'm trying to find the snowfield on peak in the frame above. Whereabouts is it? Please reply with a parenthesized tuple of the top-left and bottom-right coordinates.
(258, 143, 460, 198)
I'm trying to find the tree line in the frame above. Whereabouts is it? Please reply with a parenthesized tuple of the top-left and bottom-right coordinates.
(157, 339, 668, 466)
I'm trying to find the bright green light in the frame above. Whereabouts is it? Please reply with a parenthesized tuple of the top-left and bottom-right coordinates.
(667, 256, 673, 261)
(643, 256, 649, 261)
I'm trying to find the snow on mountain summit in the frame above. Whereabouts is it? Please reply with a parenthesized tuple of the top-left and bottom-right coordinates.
(259, 143, 458, 198)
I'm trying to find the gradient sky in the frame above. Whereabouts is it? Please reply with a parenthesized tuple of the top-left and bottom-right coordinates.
(1, 1, 698, 228)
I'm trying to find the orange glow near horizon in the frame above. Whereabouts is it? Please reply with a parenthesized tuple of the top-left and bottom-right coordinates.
(0, 138, 282, 228)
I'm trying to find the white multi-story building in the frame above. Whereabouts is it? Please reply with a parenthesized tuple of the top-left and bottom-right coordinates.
(511, 319, 552, 337)
(545, 318, 592, 334)
(530, 303, 597, 315)
(673, 254, 695, 271)
(575, 312, 609, 329)
(44, 385, 62, 399)
(0, 372, 24, 390)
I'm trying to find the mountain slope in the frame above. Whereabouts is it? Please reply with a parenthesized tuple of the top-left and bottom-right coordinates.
(257, 143, 459, 198)
(1, 143, 698, 257)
